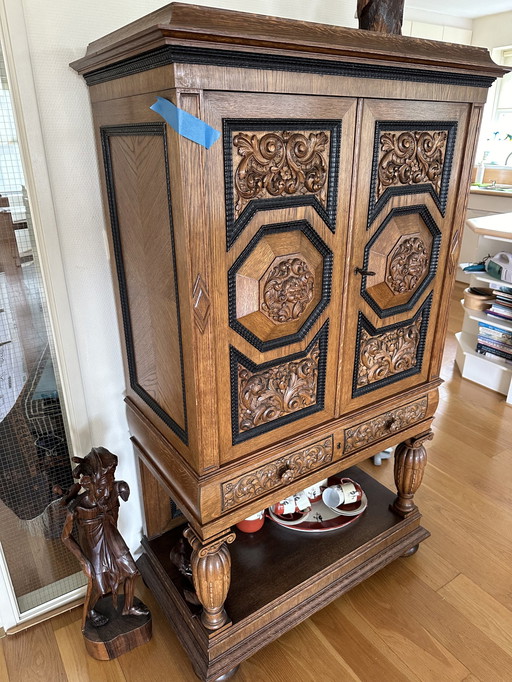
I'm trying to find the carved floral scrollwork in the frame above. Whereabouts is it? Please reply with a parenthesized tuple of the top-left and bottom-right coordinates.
(377, 130, 448, 199)
(261, 257, 315, 323)
(357, 317, 422, 388)
(344, 398, 428, 453)
(222, 437, 333, 509)
(387, 236, 429, 294)
(233, 130, 330, 218)
(238, 341, 320, 432)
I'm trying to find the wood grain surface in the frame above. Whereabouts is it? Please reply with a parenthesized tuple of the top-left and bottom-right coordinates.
(3, 283, 512, 681)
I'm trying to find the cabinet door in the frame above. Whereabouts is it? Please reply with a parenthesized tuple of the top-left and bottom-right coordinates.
(202, 92, 357, 463)
(337, 99, 469, 414)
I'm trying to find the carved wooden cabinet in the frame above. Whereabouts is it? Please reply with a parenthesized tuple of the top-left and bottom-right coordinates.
(71, 4, 504, 679)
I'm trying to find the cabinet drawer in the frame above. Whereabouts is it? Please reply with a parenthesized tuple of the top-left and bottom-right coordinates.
(221, 436, 334, 511)
(343, 397, 428, 455)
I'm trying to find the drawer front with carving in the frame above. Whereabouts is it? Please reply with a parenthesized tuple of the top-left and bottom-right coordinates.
(221, 436, 333, 510)
(343, 397, 428, 454)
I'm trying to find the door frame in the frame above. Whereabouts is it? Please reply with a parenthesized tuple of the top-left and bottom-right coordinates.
(0, 0, 90, 629)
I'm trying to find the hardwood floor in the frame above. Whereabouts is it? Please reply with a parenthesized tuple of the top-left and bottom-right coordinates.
(2, 282, 512, 681)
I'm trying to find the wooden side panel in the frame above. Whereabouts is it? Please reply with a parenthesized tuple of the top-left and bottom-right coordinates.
(102, 125, 187, 442)
(138, 457, 174, 539)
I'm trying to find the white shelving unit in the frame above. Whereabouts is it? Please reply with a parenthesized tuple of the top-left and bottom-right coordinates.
(455, 212, 512, 405)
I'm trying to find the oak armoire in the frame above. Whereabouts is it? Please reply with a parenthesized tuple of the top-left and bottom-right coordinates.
(71, 5, 505, 680)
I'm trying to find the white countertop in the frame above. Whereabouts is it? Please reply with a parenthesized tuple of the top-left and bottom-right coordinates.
(466, 211, 512, 240)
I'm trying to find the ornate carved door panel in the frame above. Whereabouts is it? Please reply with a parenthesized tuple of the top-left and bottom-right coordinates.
(337, 99, 470, 414)
(203, 92, 358, 463)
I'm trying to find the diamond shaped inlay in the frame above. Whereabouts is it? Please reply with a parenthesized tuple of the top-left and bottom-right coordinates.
(192, 274, 211, 334)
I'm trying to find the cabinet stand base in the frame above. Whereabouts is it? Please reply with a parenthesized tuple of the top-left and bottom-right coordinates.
(137, 467, 429, 681)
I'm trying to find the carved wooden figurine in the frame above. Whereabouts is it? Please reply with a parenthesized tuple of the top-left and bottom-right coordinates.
(58, 447, 151, 660)
(357, 0, 405, 34)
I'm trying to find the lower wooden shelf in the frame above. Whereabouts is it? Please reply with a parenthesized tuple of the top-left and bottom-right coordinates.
(137, 467, 429, 681)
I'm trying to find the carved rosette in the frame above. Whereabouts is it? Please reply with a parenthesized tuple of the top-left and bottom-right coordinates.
(387, 237, 429, 294)
(377, 130, 448, 199)
(233, 130, 330, 218)
(222, 437, 333, 509)
(261, 257, 315, 323)
(183, 527, 235, 631)
(238, 340, 320, 433)
(344, 398, 428, 454)
(392, 430, 433, 516)
(357, 317, 422, 389)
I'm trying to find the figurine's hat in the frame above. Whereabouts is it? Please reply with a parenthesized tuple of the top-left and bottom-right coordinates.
(72, 447, 118, 480)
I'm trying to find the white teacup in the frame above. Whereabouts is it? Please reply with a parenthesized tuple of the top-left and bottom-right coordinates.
(303, 478, 328, 503)
(322, 478, 362, 509)
(271, 490, 311, 524)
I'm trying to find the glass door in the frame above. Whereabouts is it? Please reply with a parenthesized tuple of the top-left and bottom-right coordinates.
(0, 45, 85, 618)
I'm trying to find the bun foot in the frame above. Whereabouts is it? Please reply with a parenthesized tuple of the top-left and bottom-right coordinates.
(214, 665, 240, 681)
(401, 544, 419, 558)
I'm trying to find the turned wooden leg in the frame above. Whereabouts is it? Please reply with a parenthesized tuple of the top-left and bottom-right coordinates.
(183, 527, 235, 631)
(392, 430, 433, 517)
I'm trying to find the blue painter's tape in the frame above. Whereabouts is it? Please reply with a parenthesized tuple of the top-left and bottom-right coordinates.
(150, 97, 221, 149)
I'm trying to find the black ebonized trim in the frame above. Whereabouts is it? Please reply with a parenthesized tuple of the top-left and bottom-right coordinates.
(83, 45, 496, 90)
(228, 220, 333, 352)
(223, 119, 341, 249)
(352, 294, 433, 399)
(367, 120, 457, 228)
(101, 122, 188, 444)
(230, 322, 329, 444)
(361, 205, 441, 318)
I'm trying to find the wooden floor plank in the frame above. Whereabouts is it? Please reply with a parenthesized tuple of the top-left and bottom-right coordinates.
(235, 619, 362, 682)
(0, 639, 9, 682)
(335, 574, 471, 681)
(54, 615, 126, 682)
(421, 466, 512, 542)
(364, 562, 512, 682)
(117, 586, 197, 682)
(393, 540, 460, 592)
(2, 620, 67, 682)
(427, 437, 512, 509)
(310, 596, 422, 681)
(439, 574, 512, 657)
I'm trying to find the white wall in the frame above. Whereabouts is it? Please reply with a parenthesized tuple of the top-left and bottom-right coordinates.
(472, 10, 512, 48)
(12, 0, 478, 559)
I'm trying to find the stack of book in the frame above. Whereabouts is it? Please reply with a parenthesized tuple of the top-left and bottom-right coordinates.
(477, 286, 512, 362)
(485, 286, 512, 323)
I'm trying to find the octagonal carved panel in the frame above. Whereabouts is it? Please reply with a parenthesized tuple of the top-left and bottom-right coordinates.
(361, 205, 441, 318)
(228, 220, 332, 351)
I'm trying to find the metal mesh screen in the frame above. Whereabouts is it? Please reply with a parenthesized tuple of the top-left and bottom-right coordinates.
(0, 46, 85, 613)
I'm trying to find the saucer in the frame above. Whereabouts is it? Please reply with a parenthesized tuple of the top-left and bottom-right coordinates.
(267, 497, 365, 533)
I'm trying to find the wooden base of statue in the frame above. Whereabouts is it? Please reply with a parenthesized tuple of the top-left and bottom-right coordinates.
(83, 595, 152, 660)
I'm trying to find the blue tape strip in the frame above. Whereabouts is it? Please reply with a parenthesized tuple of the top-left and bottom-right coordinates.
(150, 97, 221, 149)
